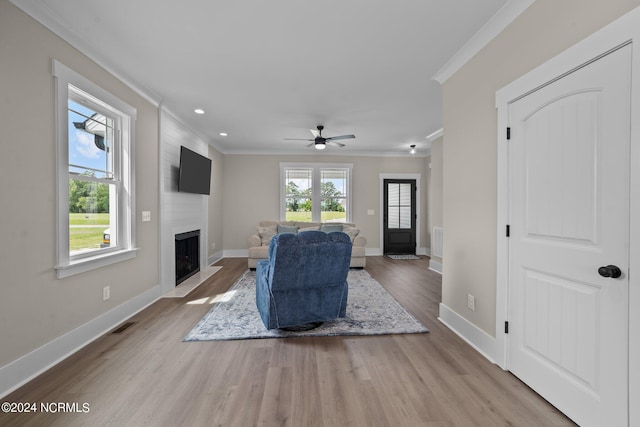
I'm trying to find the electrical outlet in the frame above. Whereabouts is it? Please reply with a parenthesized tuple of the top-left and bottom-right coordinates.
(103, 286, 110, 301)
(467, 294, 475, 311)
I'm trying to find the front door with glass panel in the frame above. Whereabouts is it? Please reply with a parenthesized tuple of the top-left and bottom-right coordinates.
(383, 179, 416, 254)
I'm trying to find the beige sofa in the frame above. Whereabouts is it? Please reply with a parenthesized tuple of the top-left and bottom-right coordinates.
(248, 220, 367, 269)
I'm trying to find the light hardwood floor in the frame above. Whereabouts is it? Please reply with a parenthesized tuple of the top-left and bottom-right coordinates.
(2, 257, 575, 426)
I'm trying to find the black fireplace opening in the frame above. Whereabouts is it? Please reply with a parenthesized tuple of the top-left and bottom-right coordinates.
(175, 230, 200, 286)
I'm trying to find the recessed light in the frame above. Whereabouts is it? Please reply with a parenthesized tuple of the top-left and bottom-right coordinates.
(219, 132, 228, 137)
(194, 109, 205, 114)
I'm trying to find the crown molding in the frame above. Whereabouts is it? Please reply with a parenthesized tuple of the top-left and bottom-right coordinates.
(426, 128, 444, 141)
(10, 0, 162, 107)
(433, 0, 536, 84)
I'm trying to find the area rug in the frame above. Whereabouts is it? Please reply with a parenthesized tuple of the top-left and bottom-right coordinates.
(386, 254, 422, 260)
(183, 269, 428, 341)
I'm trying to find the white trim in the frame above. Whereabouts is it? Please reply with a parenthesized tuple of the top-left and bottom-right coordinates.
(223, 249, 250, 258)
(52, 59, 137, 279)
(429, 259, 443, 274)
(207, 251, 224, 266)
(220, 148, 430, 157)
(52, 60, 137, 118)
(56, 248, 138, 279)
(433, 0, 535, 84)
(0, 284, 162, 399)
(495, 6, 640, 424)
(438, 303, 498, 364)
(379, 173, 422, 254)
(425, 128, 443, 141)
(366, 247, 383, 257)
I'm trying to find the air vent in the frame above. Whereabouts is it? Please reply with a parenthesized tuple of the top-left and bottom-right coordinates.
(111, 322, 136, 334)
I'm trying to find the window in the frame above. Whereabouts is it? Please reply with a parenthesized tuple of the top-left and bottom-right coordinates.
(281, 163, 352, 223)
(284, 168, 313, 222)
(387, 182, 412, 229)
(53, 60, 137, 278)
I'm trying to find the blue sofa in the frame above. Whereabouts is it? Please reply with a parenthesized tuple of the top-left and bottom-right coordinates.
(255, 230, 352, 330)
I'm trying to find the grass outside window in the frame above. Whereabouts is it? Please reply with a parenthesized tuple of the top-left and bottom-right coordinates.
(69, 213, 109, 251)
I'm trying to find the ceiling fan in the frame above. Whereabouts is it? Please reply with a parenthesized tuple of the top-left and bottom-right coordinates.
(285, 125, 355, 150)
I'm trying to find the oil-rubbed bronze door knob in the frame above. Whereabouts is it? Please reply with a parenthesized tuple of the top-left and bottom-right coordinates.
(598, 265, 622, 278)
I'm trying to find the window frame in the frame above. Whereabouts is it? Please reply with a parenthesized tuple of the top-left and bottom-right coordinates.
(280, 162, 352, 223)
(53, 60, 137, 279)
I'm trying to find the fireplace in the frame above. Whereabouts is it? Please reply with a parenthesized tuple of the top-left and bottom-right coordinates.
(175, 230, 200, 285)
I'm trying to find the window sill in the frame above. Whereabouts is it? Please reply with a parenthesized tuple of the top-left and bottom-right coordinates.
(56, 248, 139, 279)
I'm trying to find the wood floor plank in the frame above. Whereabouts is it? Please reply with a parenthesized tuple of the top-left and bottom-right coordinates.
(1, 256, 575, 426)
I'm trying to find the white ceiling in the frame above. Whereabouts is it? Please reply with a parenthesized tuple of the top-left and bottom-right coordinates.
(14, 0, 516, 156)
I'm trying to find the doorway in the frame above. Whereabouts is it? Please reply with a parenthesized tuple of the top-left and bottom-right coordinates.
(497, 43, 632, 427)
(383, 179, 416, 255)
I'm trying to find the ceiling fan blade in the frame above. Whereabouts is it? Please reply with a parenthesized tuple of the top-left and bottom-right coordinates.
(284, 138, 313, 141)
(306, 142, 315, 147)
(328, 141, 345, 148)
(326, 134, 355, 141)
(310, 128, 320, 138)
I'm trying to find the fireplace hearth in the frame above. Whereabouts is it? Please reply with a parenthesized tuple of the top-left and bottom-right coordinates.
(175, 230, 200, 285)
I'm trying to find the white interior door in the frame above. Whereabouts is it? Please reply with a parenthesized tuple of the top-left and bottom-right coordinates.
(508, 44, 631, 427)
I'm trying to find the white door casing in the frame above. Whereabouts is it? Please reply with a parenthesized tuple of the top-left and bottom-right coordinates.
(507, 43, 630, 427)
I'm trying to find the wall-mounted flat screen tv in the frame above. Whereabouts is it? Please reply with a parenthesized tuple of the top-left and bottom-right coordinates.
(178, 146, 212, 195)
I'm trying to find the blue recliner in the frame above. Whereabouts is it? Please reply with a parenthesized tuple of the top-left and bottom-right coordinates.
(255, 230, 352, 330)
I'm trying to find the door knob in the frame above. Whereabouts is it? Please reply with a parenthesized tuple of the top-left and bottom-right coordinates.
(598, 265, 622, 278)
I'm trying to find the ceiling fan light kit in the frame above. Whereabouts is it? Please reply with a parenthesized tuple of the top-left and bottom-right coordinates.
(285, 125, 355, 150)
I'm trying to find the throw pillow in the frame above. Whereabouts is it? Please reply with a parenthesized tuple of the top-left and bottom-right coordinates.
(320, 224, 344, 233)
(277, 224, 299, 234)
(257, 225, 277, 246)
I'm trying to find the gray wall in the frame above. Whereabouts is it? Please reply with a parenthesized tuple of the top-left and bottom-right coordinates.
(441, 0, 640, 336)
(221, 154, 430, 254)
(0, 1, 159, 368)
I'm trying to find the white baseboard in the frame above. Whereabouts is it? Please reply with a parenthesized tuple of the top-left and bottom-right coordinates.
(366, 247, 430, 256)
(0, 284, 162, 399)
(438, 303, 498, 364)
(225, 247, 429, 258)
(366, 247, 383, 256)
(207, 251, 224, 265)
(429, 259, 443, 274)
(417, 246, 430, 256)
(223, 249, 249, 258)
